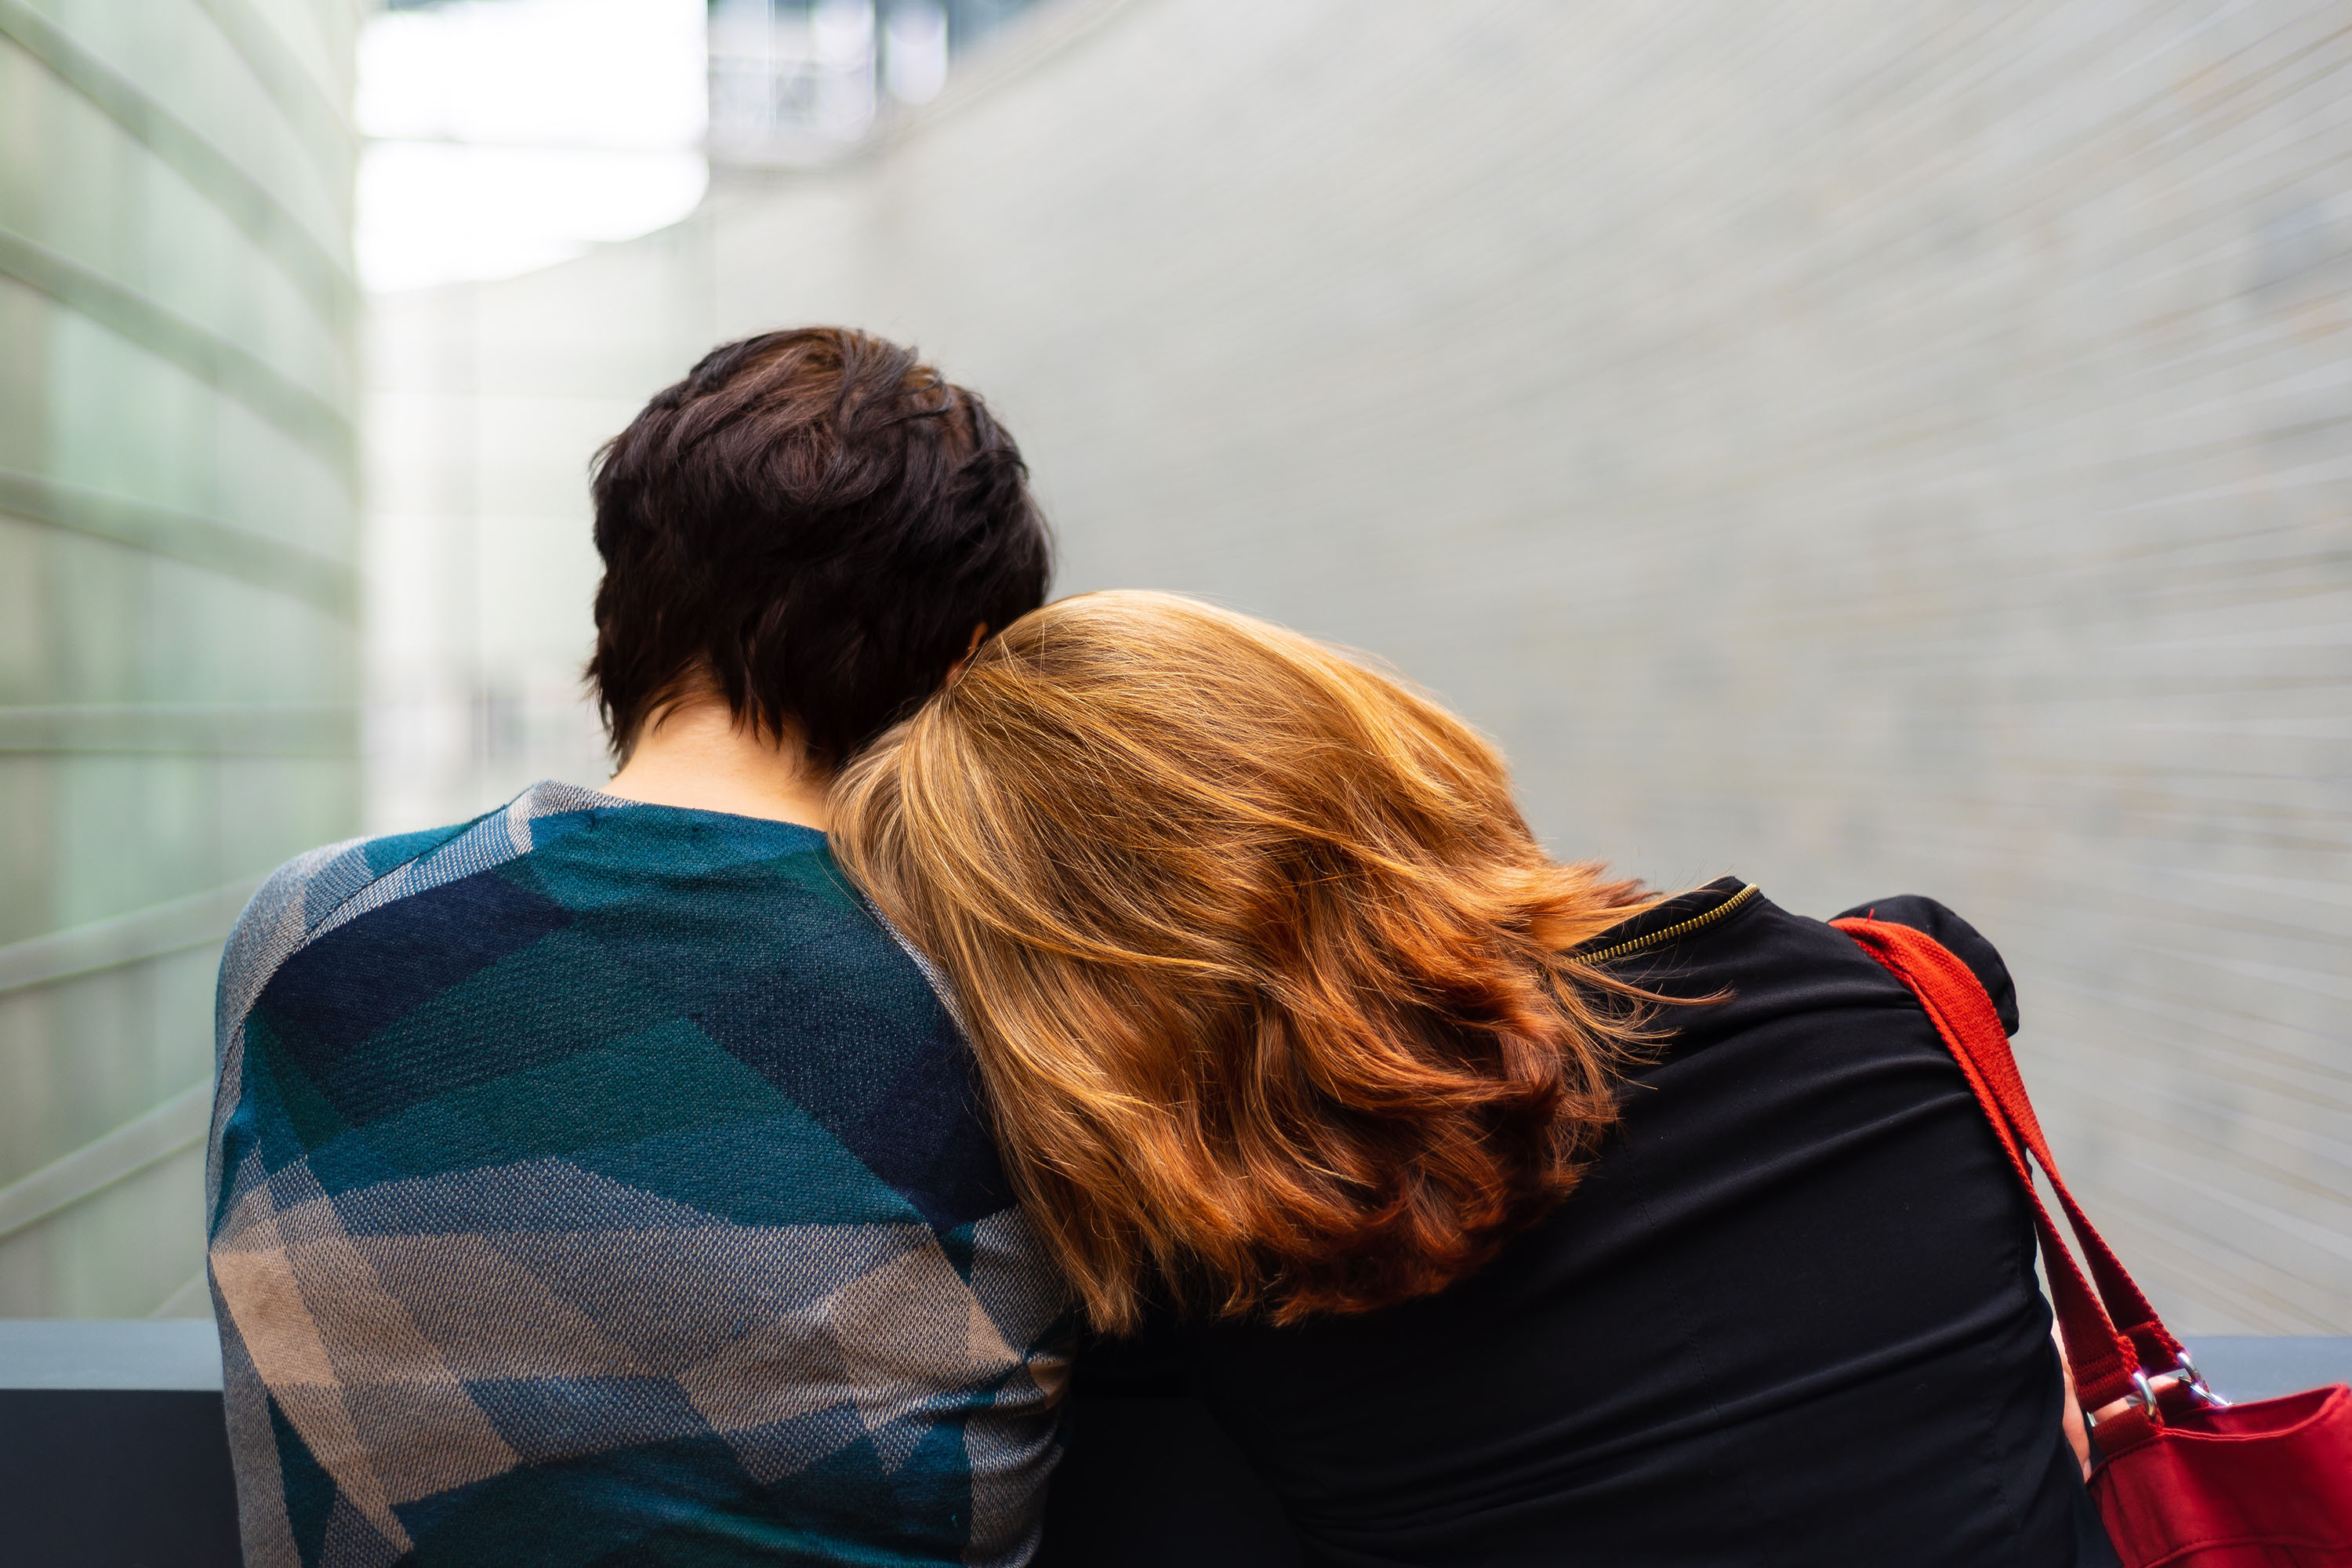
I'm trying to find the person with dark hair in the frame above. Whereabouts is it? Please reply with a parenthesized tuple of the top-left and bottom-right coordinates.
(205, 328, 1063, 1568)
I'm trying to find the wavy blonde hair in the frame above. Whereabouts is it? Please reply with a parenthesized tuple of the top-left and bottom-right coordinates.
(830, 591, 1661, 1331)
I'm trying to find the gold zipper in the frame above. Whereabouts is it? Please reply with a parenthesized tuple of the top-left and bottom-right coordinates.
(1576, 882, 1759, 964)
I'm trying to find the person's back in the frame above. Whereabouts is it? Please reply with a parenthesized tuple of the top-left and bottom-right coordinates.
(207, 328, 1065, 1566)
(210, 786, 1064, 1564)
(1162, 882, 2105, 1565)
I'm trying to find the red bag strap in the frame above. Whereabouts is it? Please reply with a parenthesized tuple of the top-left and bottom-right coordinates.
(1833, 916, 2182, 1450)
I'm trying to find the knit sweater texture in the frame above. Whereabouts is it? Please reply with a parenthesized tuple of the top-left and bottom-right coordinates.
(205, 782, 1067, 1568)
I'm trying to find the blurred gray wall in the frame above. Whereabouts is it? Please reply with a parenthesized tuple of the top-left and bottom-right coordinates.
(0, 0, 361, 1316)
(372, 0, 2352, 1332)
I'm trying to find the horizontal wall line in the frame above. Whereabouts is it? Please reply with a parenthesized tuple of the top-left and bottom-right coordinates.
(0, 703, 359, 757)
(0, 876, 263, 997)
(0, 226, 357, 485)
(0, 0, 354, 327)
(0, 466, 357, 618)
(0, 1081, 212, 1243)
(148, 1269, 215, 1320)
(188, 0, 358, 198)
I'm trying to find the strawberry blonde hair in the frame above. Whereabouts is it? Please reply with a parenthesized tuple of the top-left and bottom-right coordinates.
(830, 591, 1661, 1332)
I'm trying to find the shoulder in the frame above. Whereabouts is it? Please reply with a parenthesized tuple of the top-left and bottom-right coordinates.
(218, 781, 655, 1020)
(215, 806, 514, 1030)
(1585, 882, 2021, 1039)
(1828, 895, 2020, 1035)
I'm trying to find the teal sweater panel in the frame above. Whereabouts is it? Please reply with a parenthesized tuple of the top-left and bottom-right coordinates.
(205, 782, 1068, 1568)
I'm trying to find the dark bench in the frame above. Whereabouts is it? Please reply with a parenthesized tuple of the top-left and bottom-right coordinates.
(5, 1322, 2346, 1567)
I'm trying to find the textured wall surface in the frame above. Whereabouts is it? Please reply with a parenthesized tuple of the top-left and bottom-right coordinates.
(0, 0, 361, 1316)
(370, 0, 2352, 1331)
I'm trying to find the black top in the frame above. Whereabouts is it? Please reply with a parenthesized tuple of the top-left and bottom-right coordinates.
(1050, 882, 2110, 1567)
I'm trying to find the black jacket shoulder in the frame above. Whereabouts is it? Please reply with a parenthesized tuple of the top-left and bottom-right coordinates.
(1829, 894, 2019, 1036)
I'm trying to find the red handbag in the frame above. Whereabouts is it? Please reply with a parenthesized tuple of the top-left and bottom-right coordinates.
(1834, 916, 2352, 1567)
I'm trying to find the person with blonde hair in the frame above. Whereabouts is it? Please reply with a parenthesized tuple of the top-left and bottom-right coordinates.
(833, 590, 2112, 1566)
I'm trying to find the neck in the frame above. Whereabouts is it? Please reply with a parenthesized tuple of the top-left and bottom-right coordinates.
(601, 694, 831, 830)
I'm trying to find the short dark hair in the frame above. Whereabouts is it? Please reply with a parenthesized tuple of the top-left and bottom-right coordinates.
(586, 327, 1052, 768)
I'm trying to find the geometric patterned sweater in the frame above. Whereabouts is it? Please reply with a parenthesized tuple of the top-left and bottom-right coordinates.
(205, 782, 1069, 1568)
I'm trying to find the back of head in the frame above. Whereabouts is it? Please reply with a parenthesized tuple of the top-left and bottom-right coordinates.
(832, 591, 1659, 1331)
(588, 327, 1051, 768)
